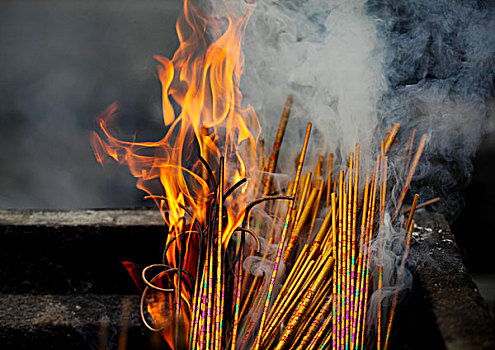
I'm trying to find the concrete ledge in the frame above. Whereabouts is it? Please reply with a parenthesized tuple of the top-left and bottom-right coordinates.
(0, 209, 494, 349)
(0, 294, 141, 330)
(412, 211, 495, 350)
(0, 210, 167, 294)
(0, 294, 168, 350)
(0, 209, 164, 227)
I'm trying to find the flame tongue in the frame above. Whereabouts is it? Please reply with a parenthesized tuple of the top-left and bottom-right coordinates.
(91, 1, 259, 347)
(92, 0, 259, 242)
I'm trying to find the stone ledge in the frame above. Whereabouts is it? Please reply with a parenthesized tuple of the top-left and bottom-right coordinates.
(0, 294, 168, 350)
(412, 211, 495, 350)
(0, 209, 494, 349)
(0, 210, 167, 294)
(0, 209, 164, 227)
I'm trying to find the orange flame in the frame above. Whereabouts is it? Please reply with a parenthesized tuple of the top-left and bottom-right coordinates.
(91, 1, 259, 346)
(92, 0, 259, 242)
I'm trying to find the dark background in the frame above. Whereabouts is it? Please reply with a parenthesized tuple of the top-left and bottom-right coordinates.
(0, 0, 181, 209)
(0, 0, 493, 314)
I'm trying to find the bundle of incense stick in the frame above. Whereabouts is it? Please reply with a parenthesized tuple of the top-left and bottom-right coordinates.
(138, 96, 437, 350)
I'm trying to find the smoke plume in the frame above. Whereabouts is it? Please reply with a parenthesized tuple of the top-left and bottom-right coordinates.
(369, 0, 495, 219)
(237, 0, 495, 218)
(240, 0, 386, 174)
(212, 0, 495, 343)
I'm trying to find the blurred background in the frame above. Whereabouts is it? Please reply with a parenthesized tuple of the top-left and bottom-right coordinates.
(0, 0, 493, 315)
(0, 0, 181, 210)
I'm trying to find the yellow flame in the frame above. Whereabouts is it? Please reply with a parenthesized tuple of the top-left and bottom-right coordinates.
(91, 1, 259, 346)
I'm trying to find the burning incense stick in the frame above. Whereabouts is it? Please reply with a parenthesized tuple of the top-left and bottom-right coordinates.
(90, 0, 436, 347)
(254, 123, 312, 350)
(326, 153, 334, 207)
(383, 219, 415, 350)
(97, 93, 428, 350)
(392, 134, 428, 221)
(384, 123, 400, 154)
(401, 197, 440, 214)
(263, 95, 293, 195)
(214, 158, 225, 350)
(284, 186, 319, 261)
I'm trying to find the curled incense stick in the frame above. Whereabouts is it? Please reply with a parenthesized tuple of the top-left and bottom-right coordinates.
(254, 123, 312, 350)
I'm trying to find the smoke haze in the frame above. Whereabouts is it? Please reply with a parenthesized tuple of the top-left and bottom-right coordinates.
(1, 0, 493, 213)
(240, 0, 386, 174)
(369, 0, 495, 219)
(238, 0, 495, 219)
(0, 0, 181, 209)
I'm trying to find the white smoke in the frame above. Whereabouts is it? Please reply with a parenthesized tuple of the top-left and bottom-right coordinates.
(240, 0, 386, 175)
(228, 0, 495, 219)
(204, 0, 495, 346)
(369, 0, 495, 219)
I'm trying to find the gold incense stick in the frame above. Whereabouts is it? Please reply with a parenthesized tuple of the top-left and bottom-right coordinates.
(392, 133, 428, 221)
(331, 192, 337, 350)
(384, 123, 400, 154)
(383, 219, 414, 350)
(214, 158, 224, 350)
(254, 123, 312, 350)
(345, 153, 354, 349)
(274, 256, 335, 350)
(401, 197, 440, 214)
(358, 159, 379, 349)
(326, 153, 334, 207)
(263, 95, 293, 195)
(296, 284, 334, 350)
(308, 180, 325, 240)
(284, 186, 319, 261)
(352, 175, 370, 348)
